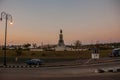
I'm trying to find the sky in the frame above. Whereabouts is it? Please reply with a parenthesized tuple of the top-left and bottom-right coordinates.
(0, 0, 120, 45)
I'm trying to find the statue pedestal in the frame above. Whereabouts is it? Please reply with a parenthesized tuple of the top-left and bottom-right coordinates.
(55, 46, 66, 51)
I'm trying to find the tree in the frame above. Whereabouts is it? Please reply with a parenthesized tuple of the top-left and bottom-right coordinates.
(32, 43, 37, 48)
(23, 43, 31, 49)
(74, 40, 82, 50)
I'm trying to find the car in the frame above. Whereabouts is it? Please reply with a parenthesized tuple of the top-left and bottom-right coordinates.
(25, 59, 43, 65)
(110, 48, 120, 57)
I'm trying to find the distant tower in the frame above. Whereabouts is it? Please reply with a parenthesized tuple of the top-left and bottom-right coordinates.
(58, 29, 65, 46)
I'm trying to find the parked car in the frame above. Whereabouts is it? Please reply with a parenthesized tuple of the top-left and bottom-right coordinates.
(110, 48, 120, 57)
(25, 59, 43, 65)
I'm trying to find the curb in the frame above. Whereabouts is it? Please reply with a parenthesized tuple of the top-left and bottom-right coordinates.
(0, 65, 42, 68)
(95, 67, 120, 73)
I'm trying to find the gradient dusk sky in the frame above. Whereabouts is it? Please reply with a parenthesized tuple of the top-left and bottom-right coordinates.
(0, 0, 120, 45)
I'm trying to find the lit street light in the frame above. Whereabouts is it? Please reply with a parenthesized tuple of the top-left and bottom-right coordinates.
(0, 11, 13, 66)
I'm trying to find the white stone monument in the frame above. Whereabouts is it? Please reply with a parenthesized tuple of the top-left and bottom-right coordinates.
(55, 29, 66, 51)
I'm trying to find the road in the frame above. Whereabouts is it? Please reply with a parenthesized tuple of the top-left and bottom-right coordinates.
(0, 61, 120, 80)
(1, 73, 120, 80)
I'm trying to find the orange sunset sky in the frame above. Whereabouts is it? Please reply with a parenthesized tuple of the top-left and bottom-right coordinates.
(0, 0, 120, 45)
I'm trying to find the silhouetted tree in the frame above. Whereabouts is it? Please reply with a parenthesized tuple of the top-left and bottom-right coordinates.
(32, 43, 37, 48)
(74, 40, 82, 50)
(23, 43, 31, 49)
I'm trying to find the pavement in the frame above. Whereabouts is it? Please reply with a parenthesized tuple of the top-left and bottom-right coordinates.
(0, 57, 120, 80)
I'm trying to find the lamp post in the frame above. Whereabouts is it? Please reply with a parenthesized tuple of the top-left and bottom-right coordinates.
(0, 12, 13, 66)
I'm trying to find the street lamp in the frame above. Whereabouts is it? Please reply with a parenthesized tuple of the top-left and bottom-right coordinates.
(0, 11, 13, 66)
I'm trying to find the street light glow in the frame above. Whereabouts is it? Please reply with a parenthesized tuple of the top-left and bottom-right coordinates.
(10, 22, 13, 24)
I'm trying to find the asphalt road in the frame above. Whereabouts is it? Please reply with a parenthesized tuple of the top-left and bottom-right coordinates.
(1, 73, 120, 80)
(0, 61, 120, 80)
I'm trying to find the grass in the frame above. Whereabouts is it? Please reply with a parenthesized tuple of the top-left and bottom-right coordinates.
(0, 50, 91, 58)
(0, 49, 112, 63)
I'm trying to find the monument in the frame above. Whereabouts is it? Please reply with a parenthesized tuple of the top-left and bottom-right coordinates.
(58, 29, 65, 46)
(55, 29, 66, 51)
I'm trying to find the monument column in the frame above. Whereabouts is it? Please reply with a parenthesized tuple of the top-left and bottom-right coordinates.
(55, 29, 66, 51)
(58, 29, 65, 46)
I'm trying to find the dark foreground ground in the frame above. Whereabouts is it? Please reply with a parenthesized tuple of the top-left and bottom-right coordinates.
(0, 72, 120, 80)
